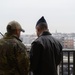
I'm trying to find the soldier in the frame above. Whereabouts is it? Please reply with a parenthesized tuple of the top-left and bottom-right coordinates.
(0, 21, 30, 75)
(30, 16, 62, 75)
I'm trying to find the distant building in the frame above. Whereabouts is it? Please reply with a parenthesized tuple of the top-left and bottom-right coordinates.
(21, 34, 37, 44)
(20, 33, 75, 49)
(63, 39, 74, 49)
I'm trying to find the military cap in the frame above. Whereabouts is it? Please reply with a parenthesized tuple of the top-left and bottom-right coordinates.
(7, 20, 25, 32)
(36, 16, 47, 26)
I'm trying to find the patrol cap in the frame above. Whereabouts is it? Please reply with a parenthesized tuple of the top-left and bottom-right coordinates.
(7, 21, 25, 32)
(36, 16, 47, 26)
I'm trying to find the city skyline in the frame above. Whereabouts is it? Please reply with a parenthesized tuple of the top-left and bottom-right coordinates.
(0, 0, 75, 34)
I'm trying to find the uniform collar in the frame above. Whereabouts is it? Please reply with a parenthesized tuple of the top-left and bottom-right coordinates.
(3, 33, 22, 42)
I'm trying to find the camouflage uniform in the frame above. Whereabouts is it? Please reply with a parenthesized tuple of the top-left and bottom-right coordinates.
(0, 33, 30, 74)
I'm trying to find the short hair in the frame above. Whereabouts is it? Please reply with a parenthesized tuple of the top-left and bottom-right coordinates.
(36, 23, 48, 30)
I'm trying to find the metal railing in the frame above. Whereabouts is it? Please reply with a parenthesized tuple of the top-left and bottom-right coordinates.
(27, 48, 75, 75)
(59, 49, 75, 75)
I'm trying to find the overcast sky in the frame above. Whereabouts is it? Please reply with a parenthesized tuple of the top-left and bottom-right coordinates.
(0, 0, 75, 34)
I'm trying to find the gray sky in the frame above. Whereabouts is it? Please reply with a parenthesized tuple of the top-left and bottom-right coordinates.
(0, 0, 75, 34)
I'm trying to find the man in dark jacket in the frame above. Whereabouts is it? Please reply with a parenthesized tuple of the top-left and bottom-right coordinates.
(30, 16, 62, 75)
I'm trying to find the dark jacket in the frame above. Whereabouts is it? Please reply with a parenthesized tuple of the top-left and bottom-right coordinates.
(30, 31, 62, 75)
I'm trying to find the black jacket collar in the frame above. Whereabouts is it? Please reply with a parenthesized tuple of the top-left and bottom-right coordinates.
(40, 31, 51, 36)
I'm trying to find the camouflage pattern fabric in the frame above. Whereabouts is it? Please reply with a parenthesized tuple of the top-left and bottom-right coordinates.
(0, 33, 30, 75)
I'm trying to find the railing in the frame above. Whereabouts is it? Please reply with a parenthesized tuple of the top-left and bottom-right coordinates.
(27, 48, 75, 75)
(59, 49, 75, 75)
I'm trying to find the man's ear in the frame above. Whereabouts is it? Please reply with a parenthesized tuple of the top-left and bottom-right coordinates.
(37, 28, 40, 32)
(37, 26, 41, 32)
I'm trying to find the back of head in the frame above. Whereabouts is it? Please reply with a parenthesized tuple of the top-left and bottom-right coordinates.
(36, 16, 49, 37)
(7, 21, 25, 34)
(36, 16, 48, 30)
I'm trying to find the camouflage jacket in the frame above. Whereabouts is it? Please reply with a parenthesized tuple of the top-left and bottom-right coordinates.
(0, 33, 30, 75)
